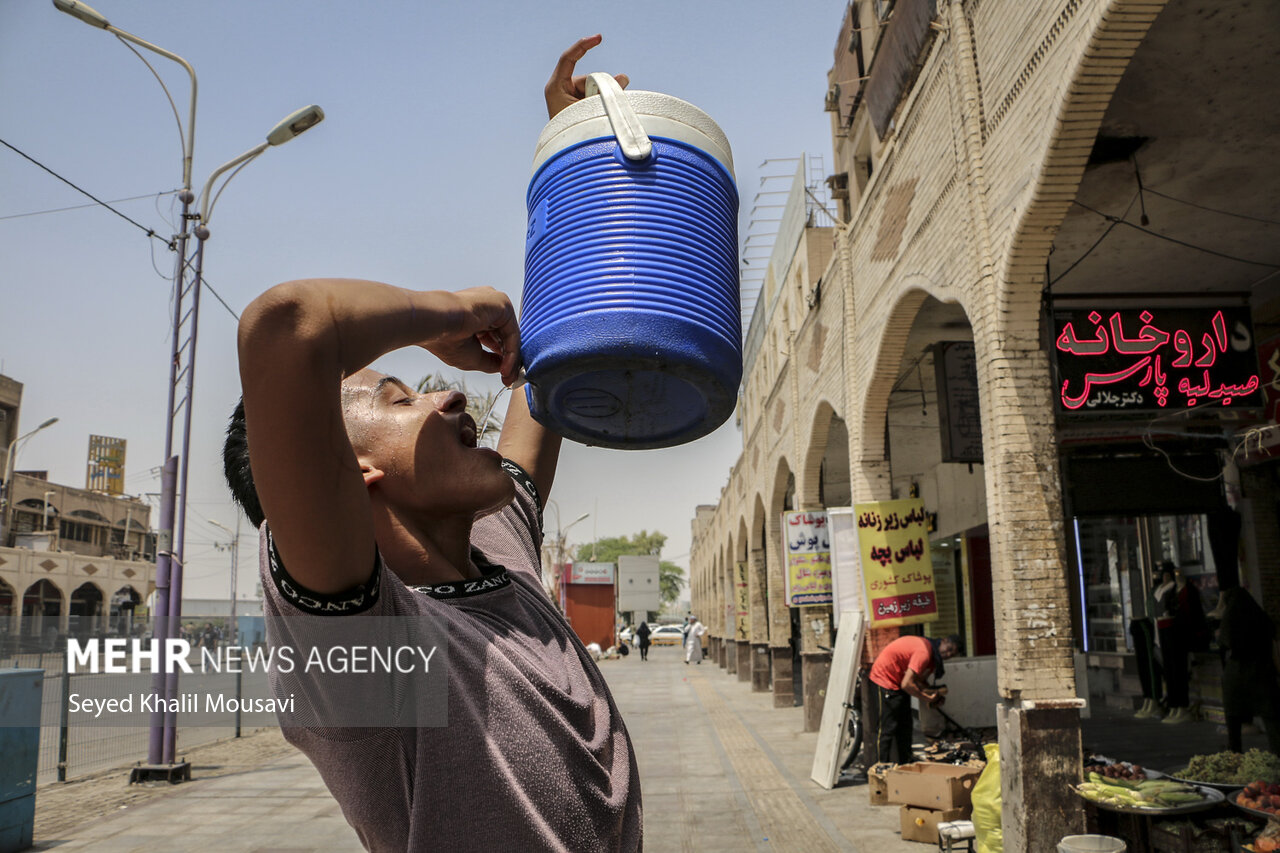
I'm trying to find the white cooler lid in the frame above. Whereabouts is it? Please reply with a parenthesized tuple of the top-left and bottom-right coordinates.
(532, 88, 734, 179)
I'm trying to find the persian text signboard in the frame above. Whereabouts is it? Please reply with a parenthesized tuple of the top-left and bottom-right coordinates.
(734, 561, 749, 640)
(1053, 306, 1262, 413)
(855, 498, 938, 627)
(782, 511, 833, 607)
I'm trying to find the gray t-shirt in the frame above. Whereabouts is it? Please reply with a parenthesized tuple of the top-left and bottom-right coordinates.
(259, 461, 643, 852)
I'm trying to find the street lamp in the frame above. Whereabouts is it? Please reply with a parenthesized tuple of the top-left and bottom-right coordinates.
(53, 0, 199, 775)
(163, 103, 325, 727)
(208, 517, 241, 646)
(52, 1, 198, 188)
(548, 505, 589, 602)
(1, 417, 59, 545)
(53, 1, 325, 777)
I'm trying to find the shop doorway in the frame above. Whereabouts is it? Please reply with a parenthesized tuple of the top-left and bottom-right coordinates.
(966, 534, 995, 657)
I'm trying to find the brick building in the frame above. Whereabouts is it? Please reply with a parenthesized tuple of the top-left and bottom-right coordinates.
(689, 0, 1280, 848)
(0, 375, 155, 653)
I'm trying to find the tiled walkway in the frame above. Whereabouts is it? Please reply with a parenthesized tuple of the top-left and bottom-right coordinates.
(35, 646, 921, 852)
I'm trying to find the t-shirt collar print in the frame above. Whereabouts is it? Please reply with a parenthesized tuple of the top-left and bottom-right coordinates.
(409, 549, 512, 600)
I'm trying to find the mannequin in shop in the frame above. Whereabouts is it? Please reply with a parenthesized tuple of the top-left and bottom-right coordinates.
(1132, 577, 1164, 719)
(1158, 562, 1210, 724)
(1157, 563, 1182, 717)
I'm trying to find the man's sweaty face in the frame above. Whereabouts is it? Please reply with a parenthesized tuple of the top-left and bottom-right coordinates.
(340, 369, 513, 517)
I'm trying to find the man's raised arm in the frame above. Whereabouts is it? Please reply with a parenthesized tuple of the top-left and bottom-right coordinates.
(492, 33, 627, 508)
(237, 279, 518, 594)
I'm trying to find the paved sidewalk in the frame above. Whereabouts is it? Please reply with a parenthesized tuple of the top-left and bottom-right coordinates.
(612, 646, 918, 852)
(32, 647, 924, 852)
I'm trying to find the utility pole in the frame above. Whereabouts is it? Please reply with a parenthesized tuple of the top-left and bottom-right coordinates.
(209, 515, 241, 645)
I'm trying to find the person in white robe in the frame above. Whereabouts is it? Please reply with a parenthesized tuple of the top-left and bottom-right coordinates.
(685, 617, 707, 664)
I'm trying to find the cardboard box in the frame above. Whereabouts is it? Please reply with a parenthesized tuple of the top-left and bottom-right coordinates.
(886, 762, 982, 810)
(899, 804, 969, 844)
(869, 763, 897, 806)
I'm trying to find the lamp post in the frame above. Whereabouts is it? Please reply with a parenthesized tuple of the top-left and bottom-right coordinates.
(1, 417, 59, 546)
(53, 0, 197, 774)
(53, 0, 324, 777)
(208, 516, 242, 646)
(156, 108, 323, 769)
(548, 503, 589, 604)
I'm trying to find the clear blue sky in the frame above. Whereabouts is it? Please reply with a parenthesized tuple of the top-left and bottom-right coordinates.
(0, 0, 845, 600)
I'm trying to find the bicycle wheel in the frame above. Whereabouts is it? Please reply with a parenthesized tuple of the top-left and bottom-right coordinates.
(837, 704, 862, 771)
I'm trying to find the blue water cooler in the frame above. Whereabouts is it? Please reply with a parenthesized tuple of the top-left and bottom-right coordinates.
(521, 73, 741, 449)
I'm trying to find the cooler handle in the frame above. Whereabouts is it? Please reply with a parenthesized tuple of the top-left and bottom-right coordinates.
(585, 72, 652, 162)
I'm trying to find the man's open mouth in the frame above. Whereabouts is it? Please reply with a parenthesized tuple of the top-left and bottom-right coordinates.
(460, 417, 477, 448)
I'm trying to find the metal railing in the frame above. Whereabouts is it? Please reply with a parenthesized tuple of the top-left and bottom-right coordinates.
(3, 651, 271, 785)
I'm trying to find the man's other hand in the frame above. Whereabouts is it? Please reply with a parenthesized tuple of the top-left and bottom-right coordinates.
(419, 287, 520, 386)
(545, 35, 630, 120)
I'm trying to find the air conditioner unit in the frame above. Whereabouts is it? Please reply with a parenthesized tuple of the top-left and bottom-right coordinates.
(826, 172, 850, 201)
(824, 84, 841, 112)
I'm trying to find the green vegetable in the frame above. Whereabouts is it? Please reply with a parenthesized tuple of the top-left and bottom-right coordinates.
(1179, 749, 1280, 784)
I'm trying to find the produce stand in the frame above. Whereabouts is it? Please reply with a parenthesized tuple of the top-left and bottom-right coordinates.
(1229, 790, 1280, 824)
(1164, 770, 1251, 795)
(1077, 780, 1226, 850)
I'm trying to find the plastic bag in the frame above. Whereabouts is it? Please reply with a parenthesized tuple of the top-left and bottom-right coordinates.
(972, 742, 1003, 853)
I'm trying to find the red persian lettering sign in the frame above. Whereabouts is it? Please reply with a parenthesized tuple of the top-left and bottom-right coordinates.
(1053, 306, 1262, 413)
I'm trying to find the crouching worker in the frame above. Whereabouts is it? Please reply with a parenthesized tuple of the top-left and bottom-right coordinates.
(221, 36, 642, 853)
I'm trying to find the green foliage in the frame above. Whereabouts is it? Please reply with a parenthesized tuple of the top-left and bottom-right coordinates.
(659, 560, 684, 607)
(574, 530, 685, 606)
(573, 530, 666, 563)
(415, 372, 504, 446)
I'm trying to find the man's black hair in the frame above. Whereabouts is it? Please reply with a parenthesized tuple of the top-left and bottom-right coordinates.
(223, 398, 265, 528)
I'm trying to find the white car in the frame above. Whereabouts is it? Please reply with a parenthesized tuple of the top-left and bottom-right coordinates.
(649, 625, 686, 646)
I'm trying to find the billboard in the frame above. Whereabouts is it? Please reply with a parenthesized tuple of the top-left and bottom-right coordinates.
(782, 510, 833, 606)
(616, 554, 660, 613)
(86, 435, 126, 495)
(565, 562, 614, 584)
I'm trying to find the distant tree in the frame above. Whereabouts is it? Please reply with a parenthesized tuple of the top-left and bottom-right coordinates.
(575, 530, 685, 607)
(575, 530, 666, 563)
(658, 561, 684, 607)
(415, 372, 504, 446)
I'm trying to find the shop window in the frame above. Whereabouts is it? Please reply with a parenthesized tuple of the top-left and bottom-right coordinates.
(1071, 513, 1216, 654)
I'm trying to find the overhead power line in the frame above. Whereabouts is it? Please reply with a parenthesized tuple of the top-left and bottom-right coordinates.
(0, 136, 168, 244)
(0, 190, 179, 222)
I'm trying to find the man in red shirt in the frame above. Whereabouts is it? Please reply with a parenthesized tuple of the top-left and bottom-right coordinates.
(867, 634, 959, 766)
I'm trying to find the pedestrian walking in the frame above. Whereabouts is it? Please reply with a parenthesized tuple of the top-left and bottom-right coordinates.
(685, 617, 707, 664)
(636, 621, 651, 661)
